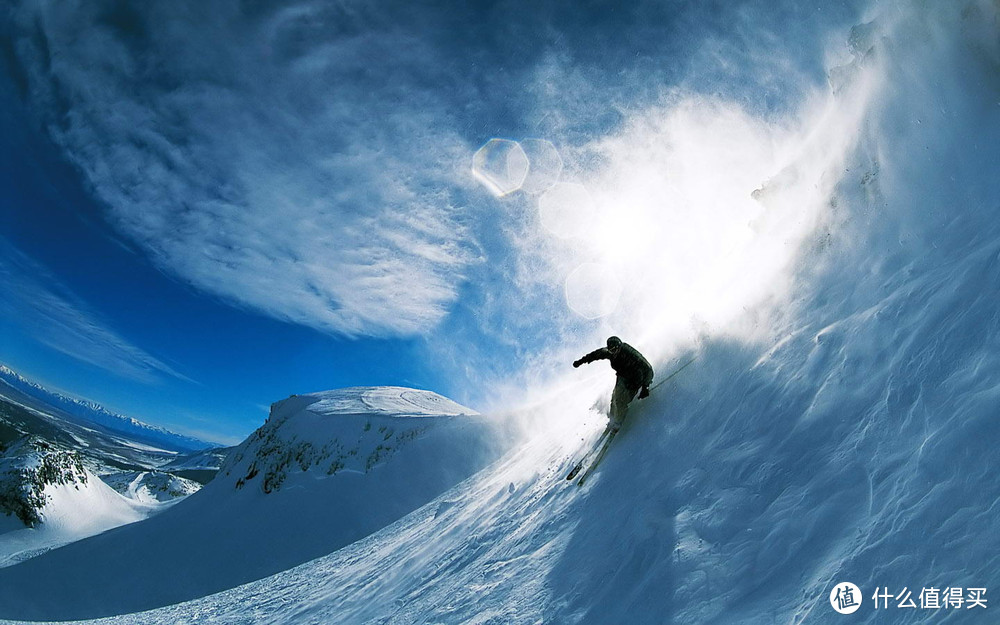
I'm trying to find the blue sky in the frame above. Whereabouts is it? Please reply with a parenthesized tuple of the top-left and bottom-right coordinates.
(0, 0, 866, 444)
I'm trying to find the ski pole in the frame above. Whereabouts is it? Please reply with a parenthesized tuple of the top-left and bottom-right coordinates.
(650, 355, 698, 392)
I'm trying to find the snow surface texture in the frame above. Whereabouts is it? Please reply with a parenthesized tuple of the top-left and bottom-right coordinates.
(2, 2, 1000, 624)
(0, 387, 505, 620)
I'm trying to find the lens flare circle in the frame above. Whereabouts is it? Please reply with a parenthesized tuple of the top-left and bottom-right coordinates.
(520, 138, 563, 195)
(565, 262, 622, 319)
(472, 138, 529, 197)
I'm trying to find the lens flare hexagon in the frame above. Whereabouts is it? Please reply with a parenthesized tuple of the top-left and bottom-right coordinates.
(472, 139, 529, 197)
(520, 138, 563, 195)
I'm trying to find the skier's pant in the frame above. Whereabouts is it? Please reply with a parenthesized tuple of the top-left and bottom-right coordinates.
(609, 376, 640, 433)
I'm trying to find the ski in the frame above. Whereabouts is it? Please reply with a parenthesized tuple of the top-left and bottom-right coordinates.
(565, 462, 584, 481)
(647, 355, 697, 393)
(566, 356, 696, 484)
(576, 429, 618, 486)
(565, 427, 612, 480)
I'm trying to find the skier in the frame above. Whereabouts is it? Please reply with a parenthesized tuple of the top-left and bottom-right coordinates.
(565, 336, 655, 484)
(573, 336, 654, 434)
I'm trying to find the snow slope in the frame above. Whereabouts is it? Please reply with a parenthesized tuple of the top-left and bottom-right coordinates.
(100, 471, 201, 503)
(0, 441, 158, 568)
(0, 387, 506, 620)
(1, 2, 999, 624)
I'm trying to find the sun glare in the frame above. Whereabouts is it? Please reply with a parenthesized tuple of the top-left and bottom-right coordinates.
(474, 69, 877, 361)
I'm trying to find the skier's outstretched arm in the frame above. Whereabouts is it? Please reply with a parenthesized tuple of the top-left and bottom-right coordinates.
(573, 348, 610, 368)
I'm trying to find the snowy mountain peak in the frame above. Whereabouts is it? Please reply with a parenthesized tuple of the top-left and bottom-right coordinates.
(284, 386, 477, 419)
(224, 386, 484, 495)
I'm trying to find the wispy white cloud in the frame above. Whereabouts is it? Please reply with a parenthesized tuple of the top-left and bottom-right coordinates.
(11, 0, 479, 337)
(0, 239, 193, 384)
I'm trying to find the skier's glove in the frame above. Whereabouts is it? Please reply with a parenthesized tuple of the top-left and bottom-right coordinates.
(573, 359, 582, 368)
(638, 386, 650, 399)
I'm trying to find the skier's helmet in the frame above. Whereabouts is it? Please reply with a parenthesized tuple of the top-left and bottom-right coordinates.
(607, 336, 623, 353)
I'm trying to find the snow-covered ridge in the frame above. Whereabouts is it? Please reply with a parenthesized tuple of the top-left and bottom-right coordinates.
(220, 387, 482, 494)
(300, 386, 478, 418)
(0, 386, 509, 620)
(101, 471, 201, 503)
(0, 434, 165, 570)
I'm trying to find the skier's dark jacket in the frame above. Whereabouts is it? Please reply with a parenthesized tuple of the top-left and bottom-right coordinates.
(578, 343, 654, 390)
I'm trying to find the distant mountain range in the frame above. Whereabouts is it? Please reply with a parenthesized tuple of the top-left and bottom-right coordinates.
(0, 365, 211, 453)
